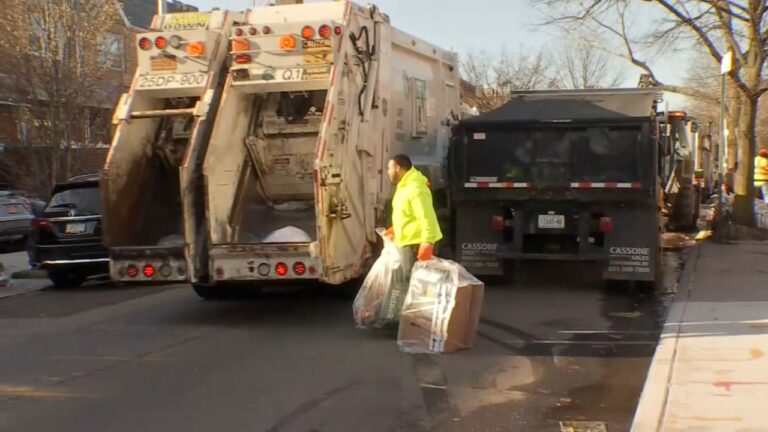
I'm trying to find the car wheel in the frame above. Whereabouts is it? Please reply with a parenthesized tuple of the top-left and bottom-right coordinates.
(49, 270, 86, 289)
(192, 283, 227, 300)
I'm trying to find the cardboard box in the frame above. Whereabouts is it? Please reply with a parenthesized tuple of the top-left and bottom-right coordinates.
(397, 259, 484, 353)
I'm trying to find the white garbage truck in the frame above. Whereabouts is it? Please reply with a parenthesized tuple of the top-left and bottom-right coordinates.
(101, 10, 242, 284)
(196, 0, 460, 298)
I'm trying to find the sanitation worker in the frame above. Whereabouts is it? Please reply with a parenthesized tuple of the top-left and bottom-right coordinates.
(385, 154, 442, 263)
(755, 147, 768, 203)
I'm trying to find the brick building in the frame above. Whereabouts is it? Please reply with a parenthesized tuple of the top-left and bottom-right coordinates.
(0, 0, 197, 195)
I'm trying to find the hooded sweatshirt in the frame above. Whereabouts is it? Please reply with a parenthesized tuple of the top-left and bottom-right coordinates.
(392, 168, 443, 247)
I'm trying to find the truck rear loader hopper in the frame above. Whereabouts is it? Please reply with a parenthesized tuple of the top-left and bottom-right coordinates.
(198, 1, 459, 297)
(102, 11, 241, 284)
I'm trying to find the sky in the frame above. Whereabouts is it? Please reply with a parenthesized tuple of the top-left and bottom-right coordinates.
(183, 0, 693, 105)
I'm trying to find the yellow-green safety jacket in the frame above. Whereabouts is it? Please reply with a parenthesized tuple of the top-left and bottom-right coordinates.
(392, 168, 443, 247)
(755, 156, 768, 187)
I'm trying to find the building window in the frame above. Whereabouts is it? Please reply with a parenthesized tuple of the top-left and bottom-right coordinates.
(98, 33, 124, 71)
(29, 15, 46, 55)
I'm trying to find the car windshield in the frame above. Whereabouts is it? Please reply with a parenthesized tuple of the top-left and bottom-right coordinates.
(46, 186, 101, 216)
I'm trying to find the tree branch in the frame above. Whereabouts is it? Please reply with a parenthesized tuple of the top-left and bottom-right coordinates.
(652, 0, 752, 95)
(699, 0, 750, 22)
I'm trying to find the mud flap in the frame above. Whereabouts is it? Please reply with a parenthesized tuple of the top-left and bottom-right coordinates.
(454, 205, 504, 276)
(603, 207, 659, 282)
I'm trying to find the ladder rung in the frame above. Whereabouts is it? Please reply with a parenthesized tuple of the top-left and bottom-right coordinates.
(130, 108, 195, 119)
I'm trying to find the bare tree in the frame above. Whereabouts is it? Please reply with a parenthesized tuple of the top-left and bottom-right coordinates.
(461, 48, 557, 112)
(494, 48, 555, 91)
(0, 0, 123, 192)
(536, 0, 768, 226)
(555, 41, 626, 89)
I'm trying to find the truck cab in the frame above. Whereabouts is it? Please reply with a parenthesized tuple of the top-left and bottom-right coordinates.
(101, 11, 241, 284)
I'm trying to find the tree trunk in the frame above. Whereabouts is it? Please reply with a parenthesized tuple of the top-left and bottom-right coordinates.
(731, 92, 758, 227)
(726, 90, 741, 174)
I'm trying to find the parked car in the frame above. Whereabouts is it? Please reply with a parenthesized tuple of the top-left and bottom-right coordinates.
(0, 190, 35, 249)
(28, 174, 109, 288)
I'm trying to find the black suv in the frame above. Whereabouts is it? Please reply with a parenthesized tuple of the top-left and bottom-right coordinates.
(28, 174, 109, 288)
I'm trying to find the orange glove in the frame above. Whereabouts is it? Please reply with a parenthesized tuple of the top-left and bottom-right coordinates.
(384, 227, 395, 240)
(417, 243, 434, 261)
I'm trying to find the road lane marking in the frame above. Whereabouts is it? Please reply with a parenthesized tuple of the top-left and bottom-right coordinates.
(0, 385, 96, 399)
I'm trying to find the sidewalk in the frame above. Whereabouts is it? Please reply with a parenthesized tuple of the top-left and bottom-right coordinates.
(0, 251, 49, 298)
(632, 241, 768, 431)
(0, 278, 49, 299)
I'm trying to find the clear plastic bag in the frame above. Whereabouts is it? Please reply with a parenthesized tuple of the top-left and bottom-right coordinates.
(755, 200, 768, 229)
(398, 258, 484, 354)
(353, 228, 413, 328)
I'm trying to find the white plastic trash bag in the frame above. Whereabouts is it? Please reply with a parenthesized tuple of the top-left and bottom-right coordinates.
(353, 228, 412, 328)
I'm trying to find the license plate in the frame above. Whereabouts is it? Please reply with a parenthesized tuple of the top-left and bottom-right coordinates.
(538, 214, 565, 229)
(6, 206, 18, 214)
(137, 73, 207, 89)
(65, 223, 86, 234)
(150, 57, 177, 72)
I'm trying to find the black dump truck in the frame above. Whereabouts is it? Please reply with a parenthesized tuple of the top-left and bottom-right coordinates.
(448, 89, 700, 286)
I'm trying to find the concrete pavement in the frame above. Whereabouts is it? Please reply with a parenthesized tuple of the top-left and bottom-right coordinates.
(0, 251, 30, 275)
(0, 259, 676, 431)
(632, 241, 768, 431)
(0, 252, 49, 298)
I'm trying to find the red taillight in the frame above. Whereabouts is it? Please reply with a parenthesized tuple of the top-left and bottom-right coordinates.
(308, 266, 317, 276)
(234, 54, 252, 64)
(138, 37, 152, 50)
(155, 36, 167, 49)
(262, 26, 272, 35)
(491, 215, 505, 231)
(126, 265, 139, 278)
(293, 262, 306, 276)
(248, 27, 258, 36)
(599, 217, 614, 233)
(334, 26, 343, 36)
(319, 25, 332, 39)
(234, 27, 244, 37)
(143, 264, 155, 278)
(275, 262, 288, 277)
(302, 25, 315, 39)
(32, 218, 52, 230)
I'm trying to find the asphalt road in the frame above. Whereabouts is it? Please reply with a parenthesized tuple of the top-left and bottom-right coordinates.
(0, 254, 681, 432)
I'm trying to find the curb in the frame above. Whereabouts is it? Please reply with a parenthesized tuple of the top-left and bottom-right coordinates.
(630, 242, 701, 431)
(11, 269, 48, 280)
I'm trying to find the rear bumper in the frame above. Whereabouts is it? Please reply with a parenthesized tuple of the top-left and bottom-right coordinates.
(109, 247, 188, 282)
(209, 244, 321, 282)
(454, 201, 660, 281)
(0, 218, 32, 240)
(30, 242, 108, 269)
(39, 258, 110, 269)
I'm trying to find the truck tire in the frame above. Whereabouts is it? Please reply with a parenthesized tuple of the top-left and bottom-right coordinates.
(49, 270, 86, 289)
(692, 187, 701, 228)
(670, 180, 697, 232)
(192, 283, 227, 300)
